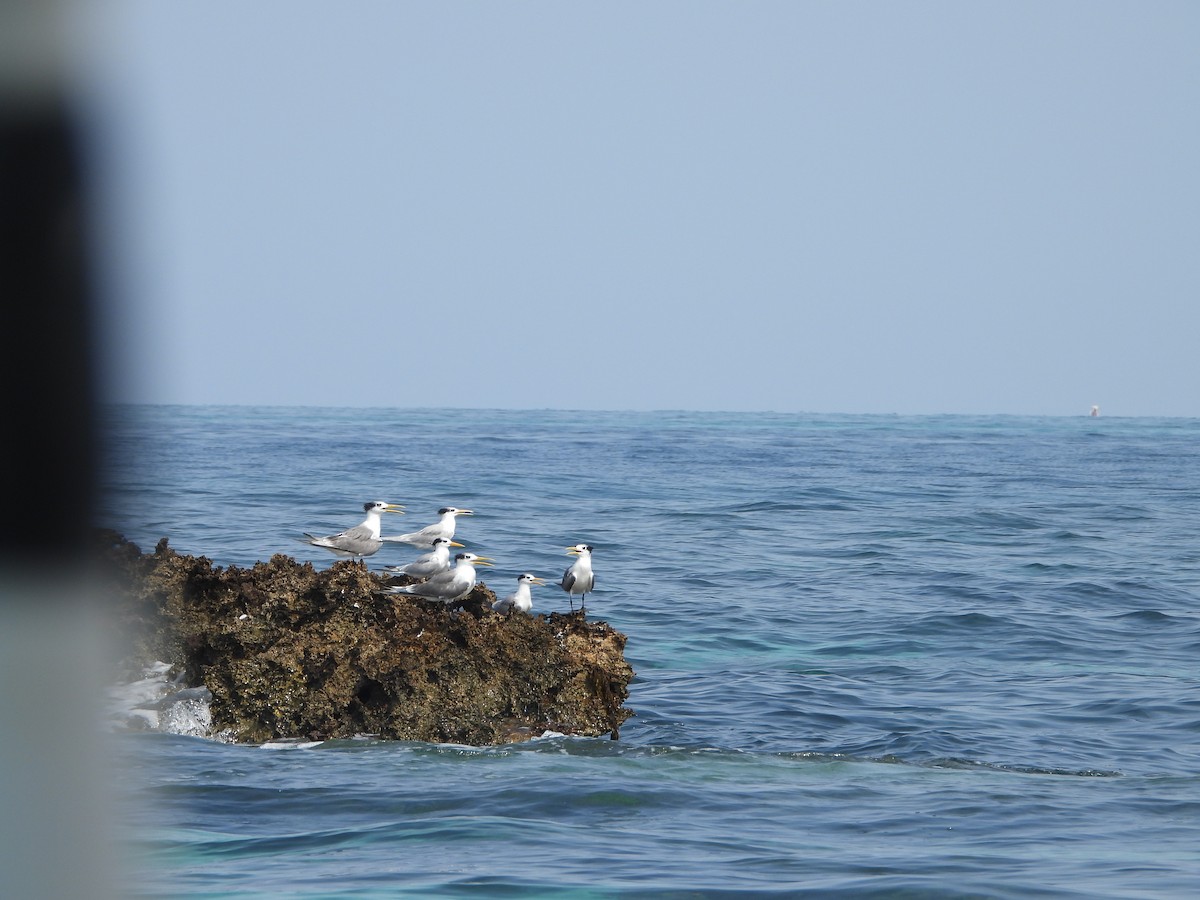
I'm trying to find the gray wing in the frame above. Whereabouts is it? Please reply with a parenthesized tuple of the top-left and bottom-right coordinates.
(402, 582, 439, 598)
(338, 524, 374, 542)
(406, 569, 465, 599)
(562, 559, 595, 593)
(324, 524, 378, 553)
(402, 560, 441, 578)
(382, 526, 437, 547)
(394, 580, 438, 598)
(304, 524, 379, 555)
(401, 549, 450, 577)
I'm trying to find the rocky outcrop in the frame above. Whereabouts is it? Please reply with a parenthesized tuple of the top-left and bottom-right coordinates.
(96, 531, 634, 745)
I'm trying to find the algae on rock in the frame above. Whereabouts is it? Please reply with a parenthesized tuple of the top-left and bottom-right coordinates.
(96, 531, 634, 744)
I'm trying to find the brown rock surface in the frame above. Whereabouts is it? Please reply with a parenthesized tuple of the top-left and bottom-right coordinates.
(95, 530, 634, 744)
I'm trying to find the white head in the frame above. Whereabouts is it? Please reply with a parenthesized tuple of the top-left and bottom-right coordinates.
(517, 573, 547, 586)
(366, 501, 405, 516)
(455, 552, 494, 567)
(438, 507, 474, 518)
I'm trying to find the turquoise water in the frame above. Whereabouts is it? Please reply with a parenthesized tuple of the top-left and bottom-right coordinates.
(105, 407, 1200, 897)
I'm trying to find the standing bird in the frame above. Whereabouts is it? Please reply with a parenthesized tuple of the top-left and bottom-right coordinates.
(559, 544, 595, 611)
(301, 501, 405, 560)
(383, 536, 464, 580)
(381, 506, 474, 549)
(492, 573, 546, 614)
(381, 552, 494, 603)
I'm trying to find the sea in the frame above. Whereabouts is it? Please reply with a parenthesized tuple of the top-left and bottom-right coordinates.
(97, 406, 1200, 898)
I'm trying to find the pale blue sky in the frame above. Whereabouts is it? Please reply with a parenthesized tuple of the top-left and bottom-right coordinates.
(82, 2, 1200, 416)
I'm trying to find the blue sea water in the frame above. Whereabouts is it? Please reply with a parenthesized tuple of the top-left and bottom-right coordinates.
(102, 407, 1200, 898)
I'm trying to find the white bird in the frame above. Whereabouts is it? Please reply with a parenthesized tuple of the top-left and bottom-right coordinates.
(382, 552, 494, 603)
(381, 506, 474, 548)
(492, 573, 546, 614)
(383, 537, 465, 579)
(559, 544, 595, 611)
(301, 501, 405, 560)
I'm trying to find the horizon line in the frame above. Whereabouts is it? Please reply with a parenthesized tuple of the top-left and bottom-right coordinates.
(98, 402, 1196, 421)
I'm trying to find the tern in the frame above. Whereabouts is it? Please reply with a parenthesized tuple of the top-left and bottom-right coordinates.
(301, 501, 405, 560)
(559, 544, 595, 611)
(381, 506, 474, 548)
(382, 536, 465, 579)
(382, 552, 494, 603)
(492, 573, 546, 614)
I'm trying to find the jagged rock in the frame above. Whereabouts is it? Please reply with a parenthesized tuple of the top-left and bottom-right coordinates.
(94, 530, 634, 745)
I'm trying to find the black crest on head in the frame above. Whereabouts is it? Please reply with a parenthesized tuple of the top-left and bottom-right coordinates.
(363, 502, 375, 512)
(438, 507, 452, 514)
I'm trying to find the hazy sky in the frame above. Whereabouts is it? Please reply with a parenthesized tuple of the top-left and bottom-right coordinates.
(82, 2, 1199, 416)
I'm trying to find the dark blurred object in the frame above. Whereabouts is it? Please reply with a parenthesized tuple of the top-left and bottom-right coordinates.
(2, 4, 120, 897)
(0, 100, 99, 566)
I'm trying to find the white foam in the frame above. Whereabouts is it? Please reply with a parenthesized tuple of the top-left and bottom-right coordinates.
(259, 739, 325, 750)
(108, 663, 217, 739)
(155, 689, 213, 738)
